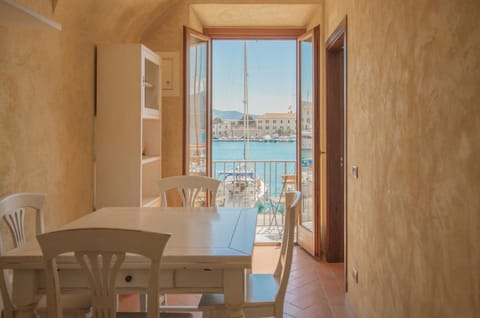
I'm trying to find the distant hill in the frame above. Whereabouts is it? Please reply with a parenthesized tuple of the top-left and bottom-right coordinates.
(213, 109, 258, 121)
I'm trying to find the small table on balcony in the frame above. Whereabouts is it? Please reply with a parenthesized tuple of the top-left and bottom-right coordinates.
(0, 207, 258, 318)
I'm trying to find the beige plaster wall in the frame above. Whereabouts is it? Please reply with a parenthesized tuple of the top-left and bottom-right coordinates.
(0, 18, 94, 238)
(323, 0, 480, 317)
(0, 0, 171, 245)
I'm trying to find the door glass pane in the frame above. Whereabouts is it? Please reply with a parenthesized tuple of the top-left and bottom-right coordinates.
(300, 35, 314, 232)
(187, 35, 208, 176)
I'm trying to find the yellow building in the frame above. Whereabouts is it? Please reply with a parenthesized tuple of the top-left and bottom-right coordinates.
(256, 112, 296, 136)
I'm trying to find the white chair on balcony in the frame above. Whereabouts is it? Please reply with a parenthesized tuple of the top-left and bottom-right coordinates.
(0, 193, 90, 318)
(37, 227, 192, 318)
(157, 175, 221, 207)
(197, 191, 302, 318)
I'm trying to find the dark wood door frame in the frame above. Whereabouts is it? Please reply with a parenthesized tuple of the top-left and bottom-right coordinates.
(325, 16, 347, 273)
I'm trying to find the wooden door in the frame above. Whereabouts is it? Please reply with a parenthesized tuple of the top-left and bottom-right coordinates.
(184, 27, 212, 177)
(296, 26, 320, 256)
(325, 19, 347, 263)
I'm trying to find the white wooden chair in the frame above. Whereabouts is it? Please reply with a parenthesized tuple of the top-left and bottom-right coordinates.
(0, 193, 92, 318)
(37, 227, 191, 318)
(197, 191, 302, 318)
(157, 176, 221, 207)
(0, 193, 46, 317)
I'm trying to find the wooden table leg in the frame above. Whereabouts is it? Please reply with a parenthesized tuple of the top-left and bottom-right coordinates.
(223, 269, 245, 318)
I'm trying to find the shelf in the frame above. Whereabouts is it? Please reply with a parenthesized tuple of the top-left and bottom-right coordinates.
(142, 156, 160, 165)
(0, 0, 62, 30)
(143, 196, 162, 207)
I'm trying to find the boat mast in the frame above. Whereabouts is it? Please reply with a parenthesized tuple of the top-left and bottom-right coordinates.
(243, 40, 250, 160)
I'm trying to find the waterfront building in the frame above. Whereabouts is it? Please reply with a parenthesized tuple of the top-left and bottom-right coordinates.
(213, 120, 233, 138)
(255, 112, 296, 136)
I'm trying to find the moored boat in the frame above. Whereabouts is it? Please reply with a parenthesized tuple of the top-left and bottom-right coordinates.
(216, 168, 266, 208)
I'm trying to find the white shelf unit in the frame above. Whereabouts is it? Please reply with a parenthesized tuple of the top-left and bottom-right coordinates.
(95, 43, 162, 209)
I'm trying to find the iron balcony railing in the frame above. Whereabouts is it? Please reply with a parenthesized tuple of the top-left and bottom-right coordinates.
(212, 159, 296, 243)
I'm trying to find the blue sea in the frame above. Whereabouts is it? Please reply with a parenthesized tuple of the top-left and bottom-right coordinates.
(212, 141, 297, 196)
(212, 141, 296, 161)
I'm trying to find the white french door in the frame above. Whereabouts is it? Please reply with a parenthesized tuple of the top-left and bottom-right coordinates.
(296, 26, 320, 256)
(184, 27, 212, 176)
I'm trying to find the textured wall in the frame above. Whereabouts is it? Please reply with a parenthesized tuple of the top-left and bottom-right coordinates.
(323, 0, 480, 317)
(0, 0, 171, 242)
(0, 22, 95, 235)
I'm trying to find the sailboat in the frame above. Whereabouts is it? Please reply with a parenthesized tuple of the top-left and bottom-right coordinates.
(216, 41, 266, 208)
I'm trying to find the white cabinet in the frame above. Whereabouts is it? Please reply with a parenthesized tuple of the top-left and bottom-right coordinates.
(95, 43, 162, 209)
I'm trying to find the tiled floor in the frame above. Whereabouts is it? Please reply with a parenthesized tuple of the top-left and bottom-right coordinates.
(282, 246, 356, 318)
(121, 245, 356, 318)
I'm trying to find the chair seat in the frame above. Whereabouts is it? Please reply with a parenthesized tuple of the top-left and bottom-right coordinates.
(199, 273, 279, 308)
(246, 274, 279, 304)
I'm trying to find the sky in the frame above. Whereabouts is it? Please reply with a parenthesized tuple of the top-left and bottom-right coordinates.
(212, 40, 297, 114)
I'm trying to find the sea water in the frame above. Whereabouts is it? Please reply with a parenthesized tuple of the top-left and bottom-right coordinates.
(212, 141, 296, 161)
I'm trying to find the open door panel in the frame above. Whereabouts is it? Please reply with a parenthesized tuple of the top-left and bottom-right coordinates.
(184, 26, 212, 177)
(296, 26, 320, 256)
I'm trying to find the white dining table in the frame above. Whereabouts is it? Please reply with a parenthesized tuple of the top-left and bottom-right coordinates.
(0, 206, 258, 318)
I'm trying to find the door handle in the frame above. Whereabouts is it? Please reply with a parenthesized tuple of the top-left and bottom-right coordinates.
(339, 156, 344, 167)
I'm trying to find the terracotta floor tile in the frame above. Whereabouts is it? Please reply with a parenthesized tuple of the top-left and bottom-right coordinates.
(287, 281, 327, 300)
(288, 292, 327, 310)
(298, 302, 335, 318)
(283, 301, 304, 317)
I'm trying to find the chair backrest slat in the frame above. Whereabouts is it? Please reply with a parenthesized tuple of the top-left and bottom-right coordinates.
(0, 193, 45, 249)
(37, 228, 171, 318)
(158, 176, 221, 207)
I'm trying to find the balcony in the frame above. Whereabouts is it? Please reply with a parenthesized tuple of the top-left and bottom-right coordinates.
(212, 159, 296, 243)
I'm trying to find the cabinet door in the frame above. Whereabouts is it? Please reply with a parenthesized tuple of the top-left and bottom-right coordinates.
(141, 47, 162, 207)
(142, 47, 161, 118)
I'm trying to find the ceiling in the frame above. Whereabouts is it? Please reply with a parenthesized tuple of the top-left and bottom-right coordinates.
(191, 3, 322, 28)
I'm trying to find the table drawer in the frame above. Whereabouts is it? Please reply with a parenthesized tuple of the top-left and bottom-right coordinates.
(175, 269, 223, 288)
